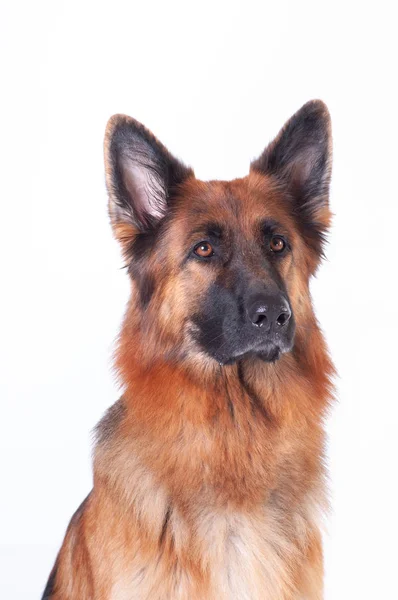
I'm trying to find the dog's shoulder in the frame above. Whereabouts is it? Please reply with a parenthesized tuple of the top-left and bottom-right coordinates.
(95, 397, 127, 446)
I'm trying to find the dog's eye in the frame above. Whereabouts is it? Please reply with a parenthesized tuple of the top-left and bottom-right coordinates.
(270, 235, 286, 253)
(194, 242, 214, 258)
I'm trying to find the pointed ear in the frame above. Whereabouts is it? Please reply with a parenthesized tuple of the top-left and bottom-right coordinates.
(104, 115, 193, 240)
(251, 100, 332, 254)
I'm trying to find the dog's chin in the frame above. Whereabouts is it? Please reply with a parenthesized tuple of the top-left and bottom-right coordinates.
(256, 347, 282, 363)
(213, 344, 286, 366)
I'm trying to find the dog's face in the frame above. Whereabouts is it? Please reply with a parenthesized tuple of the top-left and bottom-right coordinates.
(105, 101, 331, 367)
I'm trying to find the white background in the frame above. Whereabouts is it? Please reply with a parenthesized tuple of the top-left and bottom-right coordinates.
(1, 1, 397, 598)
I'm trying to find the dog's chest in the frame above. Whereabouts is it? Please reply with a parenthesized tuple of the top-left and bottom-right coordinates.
(202, 508, 306, 600)
(111, 503, 314, 600)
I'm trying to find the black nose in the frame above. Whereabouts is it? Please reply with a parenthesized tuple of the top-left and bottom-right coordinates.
(247, 293, 292, 330)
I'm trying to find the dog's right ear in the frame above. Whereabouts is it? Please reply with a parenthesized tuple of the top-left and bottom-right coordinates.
(104, 115, 193, 246)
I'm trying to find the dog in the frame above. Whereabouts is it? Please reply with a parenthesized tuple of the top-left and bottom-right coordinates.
(42, 100, 335, 599)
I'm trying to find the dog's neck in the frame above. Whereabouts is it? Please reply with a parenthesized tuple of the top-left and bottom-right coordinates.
(94, 315, 334, 512)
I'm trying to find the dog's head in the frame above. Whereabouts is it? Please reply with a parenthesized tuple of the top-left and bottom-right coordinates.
(104, 101, 332, 367)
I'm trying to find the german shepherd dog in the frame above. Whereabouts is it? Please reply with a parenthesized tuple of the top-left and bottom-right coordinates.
(42, 100, 334, 599)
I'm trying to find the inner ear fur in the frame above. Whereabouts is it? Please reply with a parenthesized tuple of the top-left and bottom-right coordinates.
(104, 114, 193, 253)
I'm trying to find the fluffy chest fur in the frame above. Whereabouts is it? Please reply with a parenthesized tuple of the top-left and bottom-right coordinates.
(49, 351, 330, 600)
(107, 493, 322, 600)
(93, 363, 327, 600)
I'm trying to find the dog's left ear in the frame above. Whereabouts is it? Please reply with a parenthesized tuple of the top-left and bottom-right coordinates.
(104, 115, 193, 248)
(251, 100, 332, 255)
